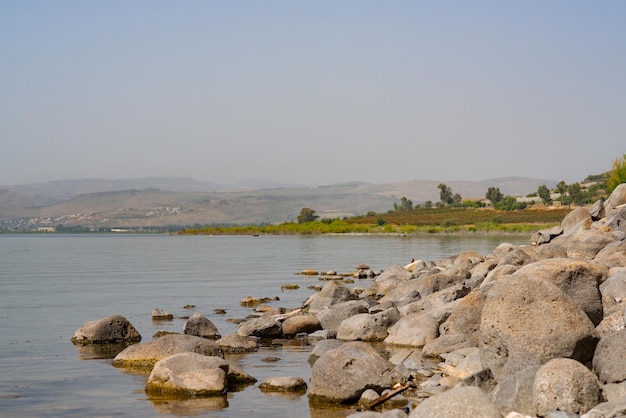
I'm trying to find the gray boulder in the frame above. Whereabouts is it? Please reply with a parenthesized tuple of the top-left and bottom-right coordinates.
(414, 268, 470, 297)
(605, 183, 626, 211)
(530, 225, 563, 246)
(305, 281, 358, 314)
(561, 206, 593, 236)
(439, 288, 487, 345)
(491, 365, 541, 416)
(183, 313, 221, 340)
(599, 272, 626, 317)
(593, 329, 626, 384)
(337, 308, 400, 341)
(564, 229, 616, 260)
(317, 300, 370, 332)
(479, 275, 598, 381)
(71, 314, 141, 345)
(308, 339, 344, 365)
(503, 248, 535, 267)
(281, 314, 322, 336)
(383, 313, 439, 347)
(145, 352, 228, 398)
(409, 386, 500, 418)
(512, 258, 606, 326)
(112, 334, 223, 370)
(595, 240, 626, 270)
(362, 265, 413, 299)
(152, 308, 174, 320)
(216, 333, 259, 353)
(534, 242, 568, 260)
(309, 341, 393, 403)
(236, 316, 282, 338)
(533, 358, 601, 416)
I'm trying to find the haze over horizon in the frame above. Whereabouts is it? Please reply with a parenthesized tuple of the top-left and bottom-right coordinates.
(2, 1, 624, 187)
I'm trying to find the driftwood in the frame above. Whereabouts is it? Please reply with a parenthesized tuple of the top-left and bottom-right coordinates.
(363, 382, 411, 410)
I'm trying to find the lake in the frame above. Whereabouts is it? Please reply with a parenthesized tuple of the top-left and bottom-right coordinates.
(0, 233, 528, 417)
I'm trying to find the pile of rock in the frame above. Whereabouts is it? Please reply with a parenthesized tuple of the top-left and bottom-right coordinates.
(71, 184, 626, 417)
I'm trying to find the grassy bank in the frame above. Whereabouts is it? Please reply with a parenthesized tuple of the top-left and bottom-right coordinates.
(179, 207, 571, 236)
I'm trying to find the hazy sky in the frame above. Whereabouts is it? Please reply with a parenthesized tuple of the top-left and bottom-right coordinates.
(1, 1, 625, 187)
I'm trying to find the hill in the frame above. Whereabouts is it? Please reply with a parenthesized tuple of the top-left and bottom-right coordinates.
(0, 176, 558, 230)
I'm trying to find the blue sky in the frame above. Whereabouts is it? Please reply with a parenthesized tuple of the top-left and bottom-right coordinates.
(1, 1, 625, 186)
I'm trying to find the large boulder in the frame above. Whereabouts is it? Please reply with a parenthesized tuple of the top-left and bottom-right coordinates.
(532, 358, 601, 416)
(112, 334, 223, 370)
(183, 313, 221, 340)
(595, 240, 626, 270)
(438, 288, 487, 345)
(145, 352, 228, 398)
(593, 329, 626, 384)
(491, 365, 541, 416)
(71, 314, 141, 345)
(317, 300, 370, 332)
(512, 258, 606, 325)
(479, 275, 598, 381)
(383, 313, 439, 347)
(236, 316, 282, 338)
(309, 341, 393, 403)
(563, 229, 616, 260)
(281, 314, 322, 336)
(337, 308, 400, 342)
(561, 206, 593, 236)
(362, 265, 413, 299)
(599, 272, 626, 317)
(414, 268, 470, 297)
(304, 281, 358, 314)
(216, 333, 259, 353)
(409, 386, 500, 418)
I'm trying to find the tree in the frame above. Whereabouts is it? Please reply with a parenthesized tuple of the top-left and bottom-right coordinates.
(556, 181, 568, 204)
(606, 153, 626, 193)
(438, 183, 453, 205)
(486, 187, 503, 205)
(424, 200, 433, 209)
(393, 196, 413, 212)
(537, 185, 552, 205)
(568, 183, 583, 205)
(297, 208, 319, 223)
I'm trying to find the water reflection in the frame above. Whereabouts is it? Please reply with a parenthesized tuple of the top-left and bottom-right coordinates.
(149, 395, 229, 415)
(73, 342, 130, 360)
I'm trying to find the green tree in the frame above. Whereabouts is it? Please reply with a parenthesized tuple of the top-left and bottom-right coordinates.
(537, 185, 552, 205)
(486, 187, 503, 205)
(568, 183, 583, 205)
(438, 183, 453, 205)
(393, 196, 413, 211)
(556, 181, 568, 204)
(606, 153, 626, 193)
(424, 200, 432, 209)
(297, 208, 319, 223)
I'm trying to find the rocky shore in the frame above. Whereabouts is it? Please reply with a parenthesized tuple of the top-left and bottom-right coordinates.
(71, 184, 626, 417)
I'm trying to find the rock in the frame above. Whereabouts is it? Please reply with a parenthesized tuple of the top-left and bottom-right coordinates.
(491, 365, 541, 416)
(317, 300, 371, 332)
(112, 334, 223, 370)
(281, 314, 322, 336)
(183, 313, 221, 340)
(308, 339, 343, 366)
(304, 281, 358, 314)
(337, 308, 400, 341)
(71, 314, 141, 345)
(383, 313, 439, 347)
(452, 251, 485, 270)
(258, 376, 307, 393)
(236, 316, 282, 338)
(604, 206, 626, 233)
(363, 265, 413, 298)
(422, 333, 477, 358)
(600, 272, 626, 317)
(145, 352, 228, 398)
(512, 258, 606, 326)
(533, 358, 601, 416)
(534, 243, 568, 260)
(224, 361, 257, 387)
(590, 199, 606, 220)
(216, 333, 259, 353)
(503, 248, 534, 266)
(561, 206, 594, 236)
(480, 264, 518, 289)
(493, 242, 518, 258)
(439, 288, 487, 342)
(596, 312, 625, 338)
(564, 229, 616, 260)
(409, 386, 500, 418)
(595, 240, 626, 270)
(309, 341, 393, 403)
(530, 225, 563, 246)
(593, 329, 626, 384)
(301, 269, 319, 275)
(605, 183, 626, 210)
(152, 308, 174, 320)
(413, 268, 470, 297)
(479, 275, 598, 381)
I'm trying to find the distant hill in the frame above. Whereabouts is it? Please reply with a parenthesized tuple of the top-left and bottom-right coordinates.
(0, 176, 559, 229)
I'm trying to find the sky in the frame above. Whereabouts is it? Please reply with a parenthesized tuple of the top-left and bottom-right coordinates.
(1, 1, 625, 187)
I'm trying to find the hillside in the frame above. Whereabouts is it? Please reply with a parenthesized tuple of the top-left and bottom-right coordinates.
(0, 176, 558, 229)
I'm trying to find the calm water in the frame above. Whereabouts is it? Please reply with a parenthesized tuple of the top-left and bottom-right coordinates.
(0, 234, 526, 417)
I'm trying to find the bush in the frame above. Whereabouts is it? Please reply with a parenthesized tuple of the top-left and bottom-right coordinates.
(606, 153, 626, 193)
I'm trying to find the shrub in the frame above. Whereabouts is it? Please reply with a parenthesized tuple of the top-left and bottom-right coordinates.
(606, 153, 626, 193)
